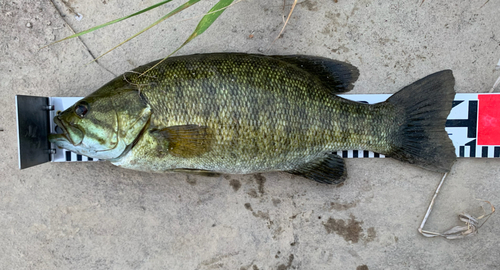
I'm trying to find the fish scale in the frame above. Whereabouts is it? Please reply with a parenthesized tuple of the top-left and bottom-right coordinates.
(117, 54, 394, 173)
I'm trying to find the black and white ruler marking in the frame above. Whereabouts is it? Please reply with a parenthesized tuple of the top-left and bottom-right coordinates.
(48, 93, 500, 162)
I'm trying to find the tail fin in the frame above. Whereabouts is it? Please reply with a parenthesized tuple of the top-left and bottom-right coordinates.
(386, 70, 456, 173)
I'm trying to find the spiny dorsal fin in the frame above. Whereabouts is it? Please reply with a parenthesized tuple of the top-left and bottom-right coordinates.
(287, 153, 347, 184)
(272, 55, 360, 94)
(150, 125, 213, 158)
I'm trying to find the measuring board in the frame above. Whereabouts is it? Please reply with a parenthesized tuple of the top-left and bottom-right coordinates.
(16, 93, 500, 169)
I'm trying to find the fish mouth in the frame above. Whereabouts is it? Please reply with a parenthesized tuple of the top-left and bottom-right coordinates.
(50, 117, 82, 146)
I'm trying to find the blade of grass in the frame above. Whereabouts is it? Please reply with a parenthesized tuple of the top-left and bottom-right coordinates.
(277, 0, 297, 40)
(480, 0, 490, 8)
(179, 0, 235, 46)
(90, 0, 202, 63)
(266, 0, 297, 51)
(42, 0, 174, 49)
(47, 0, 116, 76)
(166, 0, 243, 28)
(141, 0, 235, 75)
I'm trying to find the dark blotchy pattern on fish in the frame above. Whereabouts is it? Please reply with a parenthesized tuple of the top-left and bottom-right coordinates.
(119, 54, 394, 173)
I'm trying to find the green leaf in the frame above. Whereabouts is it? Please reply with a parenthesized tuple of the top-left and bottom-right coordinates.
(47, 0, 174, 46)
(92, 0, 202, 62)
(182, 0, 235, 45)
(45, 0, 237, 73)
(141, 0, 234, 75)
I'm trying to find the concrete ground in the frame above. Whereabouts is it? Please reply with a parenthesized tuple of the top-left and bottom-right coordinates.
(1, 0, 499, 269)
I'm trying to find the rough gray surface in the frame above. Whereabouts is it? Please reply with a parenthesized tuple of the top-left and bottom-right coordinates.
(1, 0, 499, 269)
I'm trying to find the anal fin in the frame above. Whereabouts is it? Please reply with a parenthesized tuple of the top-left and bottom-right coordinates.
(172, 168, 221, 177)
(287, 153, 347, 184)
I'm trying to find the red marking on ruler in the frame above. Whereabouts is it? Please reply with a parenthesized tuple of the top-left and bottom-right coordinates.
(477, 94, 500, 145)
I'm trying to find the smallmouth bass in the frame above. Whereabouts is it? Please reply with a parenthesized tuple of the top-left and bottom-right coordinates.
(49, 53, 456, 184)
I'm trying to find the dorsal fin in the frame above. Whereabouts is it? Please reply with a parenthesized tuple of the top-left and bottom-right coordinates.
(272, 55, 360, 93)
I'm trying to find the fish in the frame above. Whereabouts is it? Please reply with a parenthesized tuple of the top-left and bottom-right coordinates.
(49, 53, 456, 184)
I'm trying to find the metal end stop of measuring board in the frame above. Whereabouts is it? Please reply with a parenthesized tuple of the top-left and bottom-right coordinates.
(16, 95, 55, 169)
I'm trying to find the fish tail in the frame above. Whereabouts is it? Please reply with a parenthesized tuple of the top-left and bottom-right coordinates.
(385, 70, 456, 172)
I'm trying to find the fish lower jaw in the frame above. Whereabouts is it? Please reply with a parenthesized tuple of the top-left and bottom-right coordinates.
(48, 133, 67, 143)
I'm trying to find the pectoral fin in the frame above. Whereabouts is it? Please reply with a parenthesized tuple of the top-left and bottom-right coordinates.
(150, 124, 213, 158)
(287, 153, 347, 184)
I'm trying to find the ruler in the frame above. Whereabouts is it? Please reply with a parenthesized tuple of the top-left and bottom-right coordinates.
(16, 93, 500, 169)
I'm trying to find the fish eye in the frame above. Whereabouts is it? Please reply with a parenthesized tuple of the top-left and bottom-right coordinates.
(75, 101, 89, 118)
